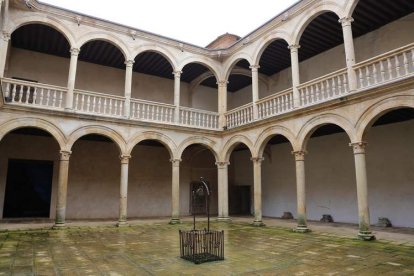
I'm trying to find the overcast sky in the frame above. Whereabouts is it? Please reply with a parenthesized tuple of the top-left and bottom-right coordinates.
(39, 0, 299, 47)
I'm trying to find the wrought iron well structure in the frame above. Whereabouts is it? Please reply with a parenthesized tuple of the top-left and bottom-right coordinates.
(179, 177, 224, 264)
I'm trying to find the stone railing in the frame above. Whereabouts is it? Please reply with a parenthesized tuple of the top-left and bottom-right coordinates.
(354, 42, 414, 90)
(1, 78, 66, 110)
(74, 89, 124, 118)
(257, 88, 294, 119)
(225, 103, 254, 129)
(130, 98, 175, 123)
(179, 106, 219, 129)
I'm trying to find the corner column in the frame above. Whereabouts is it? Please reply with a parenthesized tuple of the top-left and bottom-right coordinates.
(170, 159, 181, 224)
(65, 48, 80, 110)
(0, 32, 10, 78)
(340, 17, 357, 91)
(54, 150, 71, 228)
(289, 44, 301, 108)
(216, 161, 230, 221)
(251, 157, 265, 226)
(118, 154, 131, 226)
(350, 142, 375, 240)
(217, 80, 228, 129)
(124, 59, 135, 117)
(293, 151, 310, 232)
(173, 70, 182, 124)
(250, 65, 260, 120)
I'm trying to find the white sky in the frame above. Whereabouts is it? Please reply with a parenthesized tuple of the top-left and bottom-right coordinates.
(39, 0, 299, 47)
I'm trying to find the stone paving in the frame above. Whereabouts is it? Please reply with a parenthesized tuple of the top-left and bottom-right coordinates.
(0, 221, 413, 275)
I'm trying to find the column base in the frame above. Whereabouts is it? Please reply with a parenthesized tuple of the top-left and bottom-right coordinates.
(253, 220, 265, 227)
(116, 221, 128, 227)
(217, 217, 231, 222)
(169, 218, 181, 225)
(358, 231, 376, 241)
(52, 223, 66, 230)
(294, 225, 311, 233)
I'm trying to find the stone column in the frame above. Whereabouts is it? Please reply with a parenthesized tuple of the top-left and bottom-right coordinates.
(216, 161, 230, 221)
(0, 32, 10, 78)
(54, 150, 71, 228)
(65, 48, 80, 110)
(124, 59, 135, 117)
(170, 159, 181, 224)
(173, 70, 182, 124)
(251, 157, 265, 226)
(293, 151, 310, 232)
(340, 17, 357, 91)
(350, 142, 375, 240)
(217, 80, 228, 129)
(250, 65, 260, 120)
(118, 154, 131, 226)
(289, 44, 301, 108)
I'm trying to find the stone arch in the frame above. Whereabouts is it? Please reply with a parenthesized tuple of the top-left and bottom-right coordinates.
(252, 31, 292, 65)
(292, 2, 344, 45)
(223, 52, 253, 81)
(133, 45, 178, 71)
(67, 126, 126, 154)
(356, 95, 414, 142)
(8, 15, 76, 48)
(254, 125, 298, 157)
(221, 135, 254, 162)
(178, 56, 221, 82)
(0, 117, 67, 150)
(176, 136, 219, 161)
(126, 131, 177, 159)
(76, 32, 130, 60)
(344, 0, 361, 18)
(297, 113, 356, 151)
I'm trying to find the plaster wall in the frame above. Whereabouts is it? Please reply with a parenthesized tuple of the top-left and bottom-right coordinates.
(190, 84, 218, 112)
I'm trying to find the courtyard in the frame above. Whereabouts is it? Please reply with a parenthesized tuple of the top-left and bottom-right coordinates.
(0, 219, 413, 275)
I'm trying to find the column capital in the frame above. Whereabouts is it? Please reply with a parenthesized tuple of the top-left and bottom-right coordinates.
(60, 150, 72, 161)
(349, 142, 367, 154)
(120, 154, 131, 164)
(1, 31, 11, 42)
(170, 158, 182, 166)
(172, 70, 182, 78)
(249, 64, 260, 71)
(70, 48, 80, 56)
(292, 150, 307, 161)
(124, 59, 135, 67)
(215, 161, 230, 168)
(217, 80, 229, 87)
(250, 157, 264, 164)
(288, 44, 301, 51)
(339, 16, 354, 27)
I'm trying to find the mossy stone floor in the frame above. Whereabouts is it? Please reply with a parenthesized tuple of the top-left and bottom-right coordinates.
(0, 222, 413, 275)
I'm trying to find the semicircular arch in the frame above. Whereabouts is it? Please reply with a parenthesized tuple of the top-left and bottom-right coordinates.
(126, 131, 177, 158)
(76, 32, 130, 60)
(221, 135, 254, 162)
(254, 125, 298, 157)
(176, 136, 219, 161)
(252, 31, 292, 65)
(133, 45, 178, 71)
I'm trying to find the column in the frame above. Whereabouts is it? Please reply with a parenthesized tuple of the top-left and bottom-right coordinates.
(0, 32, 10, 78)
(54, 150, 71, 228)
(250, 65, 260, 120)
(118, 154, 131, 226)
(350, 142, 375, 240)
(170, 159, 181, 224)
(340, 17, 357, 91)
(251, 157, 265, 226)
(216, 161, 230, 221)
(217, 80, 228, 129)
(289, 44, 301, 108)
(65, 48, 80, 110)
(293, 151, 310, 232)
(173, 70, 182, 124)
(124, 59, 135, 117)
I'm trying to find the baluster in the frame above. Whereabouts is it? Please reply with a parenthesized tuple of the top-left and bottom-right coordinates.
(337, 76, 342, 95)
(198, 113, 201, 126)
(183, 110, 187, 125)
(170, 108, 173, 122)
(59, 90, 63, 107)
(11, 84, 17, 102)
(283, 95, 287, 111)
(46, 89, 51, 106)
(403, 51, 409, 75)
(272, 99, 276, 115)
(24, 86, 30, 104)
(357, 69, 363, 89)
(4, 82, 10, 99)
(299, 89, 304, 106)
(18, 85, 24, 103)
(276, 97, 281, 113)
(411, 49, 414, 69)
(32, 88, 37, 105)
(305, 87, 311, 104)
(373, 63, 378, 84)
(386, 58, 393, 80)
(86, 95, 91, 112)
(342, 74, 348, 94)
(116, 99, 120, 115)
(309, 86, 315, 103)
(119, 101, 123, 116)
(189, 111, 193, 125)
(395, 54, 402, 77)
(91, 96, 96, 113)
(53, 90, 57, 107)
(380, 61, 385, 82)
(316, 84, 321, 102)
(365, 66, 371, 87)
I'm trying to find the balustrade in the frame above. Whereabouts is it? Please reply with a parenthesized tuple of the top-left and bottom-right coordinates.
(180, 107, 219, 129)
(257, 88, 294, 119)
(131, 99, 175, 123)
(225, 103, 254, 129)
(74, 89, 124, 117)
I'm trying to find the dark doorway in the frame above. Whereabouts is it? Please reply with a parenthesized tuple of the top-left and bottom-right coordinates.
(3, 159, 53, 218)
(229, 185, 251, 215)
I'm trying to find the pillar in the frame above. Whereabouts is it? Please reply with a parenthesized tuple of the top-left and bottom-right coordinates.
(54, 150, 71, 228)
(0, 32, 10, 78)
(251, 157, 265, 226)
(217, 80, 228, 129)
(124, 59, 134, 117)
(169, 159, 181, 224)
(65, 48, 80, 110)
(293, 151, 310, 232)
(350, 142, 375, 240)
(250, 65, 260, 120)
(289, 44, 301, 108)
(173, 70, 182, 124)
(118, 154, 131, 226)
(216, 161, 230, 221)
(340, 17, 357, 91)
